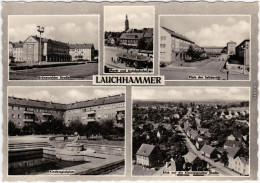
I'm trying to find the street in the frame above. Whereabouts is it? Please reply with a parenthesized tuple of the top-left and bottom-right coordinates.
(9, 63, 98, 80)
(176, 125, 240, 176)
(160, 58, 249, 80)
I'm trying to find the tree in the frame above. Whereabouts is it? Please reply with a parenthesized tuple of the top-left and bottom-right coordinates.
(137, 38, 147, 50)
(221, 151, 229, 166)
(69, 120, 85, 135)
(8, 121, 19, 136)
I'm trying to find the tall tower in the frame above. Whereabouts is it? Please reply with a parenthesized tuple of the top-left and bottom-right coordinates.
(125, 14, 129, 31)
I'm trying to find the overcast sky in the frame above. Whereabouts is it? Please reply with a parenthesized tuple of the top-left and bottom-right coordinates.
(8, 87, 125, 104)
(104, 6, 154, 32)
(9, 15, 99, 48)
(133, 87, 249, 101)
(160, 16, 250, 47)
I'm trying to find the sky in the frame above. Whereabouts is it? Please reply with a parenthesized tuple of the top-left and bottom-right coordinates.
(104, 6, 154, 32)
(160, 16, 250, 47)
(8, 87, 125, 104)
(9, 15, 99, 48)
(132, 87, 249, 101)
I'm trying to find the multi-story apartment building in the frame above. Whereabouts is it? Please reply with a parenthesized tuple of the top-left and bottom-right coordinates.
(69, 44, 95, 61)
(236, 39, 250, 67)
(8, 94, 125, 129)
(120, 33, 144, 48)
(23, 35, 71, 63)
(8, 97, 65, 128)
(160, 26, 195, 64)
(9, 41, 24, 62)
(227, 41, 236, 55)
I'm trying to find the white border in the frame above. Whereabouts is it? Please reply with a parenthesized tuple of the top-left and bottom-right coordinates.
(8, 15, 100, 82)
(6, 85, 127, 177)
(158, 15, 252, 82)
(103, 6, 155, 75)
(131, 86, 251, 178)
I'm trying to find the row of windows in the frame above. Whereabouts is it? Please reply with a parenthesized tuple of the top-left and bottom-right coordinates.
(160, 52, 166, 58)
(67, 103, 125, 114)
(161, 36, 166, 41)
(11, 114, 21, 119)
(160, 44, 166, 48)
(9, 106, 62, 114)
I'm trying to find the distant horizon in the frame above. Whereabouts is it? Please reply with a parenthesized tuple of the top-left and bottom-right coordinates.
(132, 88, 249, 101)
(133, 99, 249, 102)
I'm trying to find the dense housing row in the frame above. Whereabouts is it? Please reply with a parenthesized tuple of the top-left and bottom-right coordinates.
(8, 94, 125, 128)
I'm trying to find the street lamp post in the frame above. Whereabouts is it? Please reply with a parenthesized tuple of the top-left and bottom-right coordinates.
(37, 26, 44, 65)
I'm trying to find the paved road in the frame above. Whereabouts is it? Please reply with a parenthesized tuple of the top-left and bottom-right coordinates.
(104, 46, 153, 73)
(176, 125, 239, 176)
(160, 58, 249, 80)
(9, 63, 98, 80)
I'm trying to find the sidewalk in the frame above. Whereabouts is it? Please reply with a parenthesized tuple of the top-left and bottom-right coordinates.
(161, 59, 212, 70)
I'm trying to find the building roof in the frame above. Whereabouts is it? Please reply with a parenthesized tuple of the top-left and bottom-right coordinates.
(227, 41, 236, 44)
(66, 94, 125, 110)
(161, 26, 194, 44)
(239, 157, 249, 165)
(224, 140, 242, 147)
(8, 96, 66, 110)
(190, 129, 199, 139)
(162, 123, 172, 130)
(200, 144, 215, 155)
(183, 151, 198, 163)
(12, 42, 23, 48)
(24, 35, 69, 47)
(8, 94, 125, 111)
(120, 33, 144, 40)
(136, 143, 155, 157)
(236, 39, 250, 48)
(143, 28, 153, 38)
(227, 146, 241, 158)
(69, 43, 94, 49)
(197, 127, 209, 134)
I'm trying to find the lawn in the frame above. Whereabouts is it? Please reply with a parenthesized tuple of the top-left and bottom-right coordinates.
(9, 63, 98, 80)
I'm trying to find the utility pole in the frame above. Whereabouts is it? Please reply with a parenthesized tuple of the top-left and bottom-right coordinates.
(37, 26, 44, 65)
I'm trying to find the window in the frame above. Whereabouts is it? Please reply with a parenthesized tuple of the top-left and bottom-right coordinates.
(160, 52, 166, 58)
(160, 44, 166, 48)
(18, 114, 21, 119)
(161, 36, 166, 41)
(12, 114, 15, 119)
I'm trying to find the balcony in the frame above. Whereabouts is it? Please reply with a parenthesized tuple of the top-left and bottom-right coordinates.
(117, 114, 125, 120)
(42, 112, 52, 116)
(23, 119, 34, 122)
(24, 111, 34, 115)
(86, 118, 96, 122)
(86, 111, 96, 115)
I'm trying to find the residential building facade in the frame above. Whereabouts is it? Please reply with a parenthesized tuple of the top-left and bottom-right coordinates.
(64, 94, 125, 126)
(11, 42, 24, 62)
(69, 44, 95, 61)
(160, 26, 195, 64)
(136, 143, 157, 167)
(203, 46, 225, 55)
(8, 94, 125, 129)
(236, 39, 250, 67)
(8, 97, 65, 128)
(227, 41, 236, 55)
(23, 35, 71, 63)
